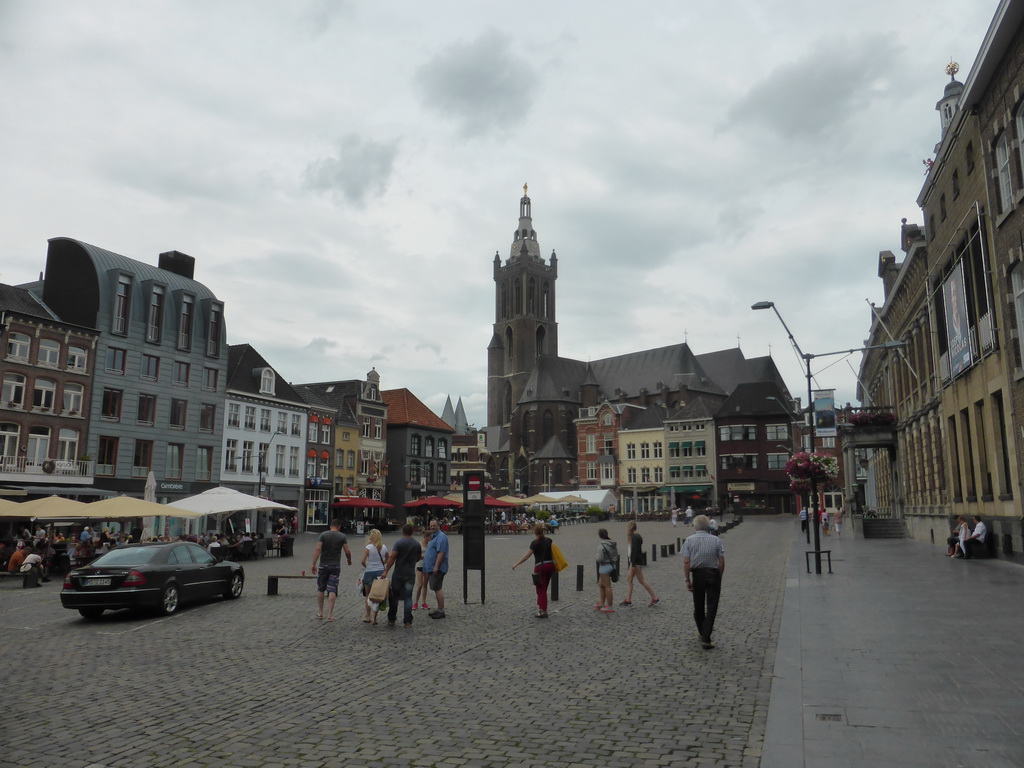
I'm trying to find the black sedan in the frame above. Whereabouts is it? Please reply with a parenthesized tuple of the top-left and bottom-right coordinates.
(61, 542, 244, 619)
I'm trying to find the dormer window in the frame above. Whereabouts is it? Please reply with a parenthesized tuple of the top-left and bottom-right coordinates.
(367, 383, 378, 400)
(260, 368, 275, 395)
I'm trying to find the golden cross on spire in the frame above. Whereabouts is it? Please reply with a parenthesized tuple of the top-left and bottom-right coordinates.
(946, 60, 959, 79)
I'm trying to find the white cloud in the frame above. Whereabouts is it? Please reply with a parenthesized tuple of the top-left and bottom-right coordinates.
(0, 0, 1001, 426)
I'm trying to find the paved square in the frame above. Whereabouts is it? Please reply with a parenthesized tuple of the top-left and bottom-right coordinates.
(1, 518, 791, 768)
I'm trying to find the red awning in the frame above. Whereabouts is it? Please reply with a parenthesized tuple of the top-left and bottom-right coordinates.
(331, 497, 393, 509)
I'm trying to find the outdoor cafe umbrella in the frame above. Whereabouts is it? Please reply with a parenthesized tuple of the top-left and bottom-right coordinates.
(521, 494, 560, 505)
(331, 497, 393, 509)
(403, 496, 461, 508)
(495, 495, 530, 505)
(443, 492, 516, 507)
(172, 487, 297, 532)
(1, 495, 92, 519)
(172, 486, 297, 515)
(86, 496, 204, 519)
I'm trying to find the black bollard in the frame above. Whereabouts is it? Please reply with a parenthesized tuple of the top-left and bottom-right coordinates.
(551, 570, 559, 602)
(669, 544, 675, 556)
(652, 544, 657, 562)
(660, 544, 668, 558)
(677, 537, 681, 549)
(576, 563, 584, 591)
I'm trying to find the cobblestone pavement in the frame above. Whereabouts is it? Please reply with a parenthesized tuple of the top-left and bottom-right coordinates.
(0, 517, 792, 768)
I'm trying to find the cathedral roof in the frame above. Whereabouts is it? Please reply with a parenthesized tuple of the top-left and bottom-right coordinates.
(533, 434, 573, 460)
(516, 342, 731, 408)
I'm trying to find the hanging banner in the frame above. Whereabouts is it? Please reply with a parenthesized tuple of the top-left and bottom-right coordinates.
(943, 261, 973, 377)
(813, 389, 836, 438)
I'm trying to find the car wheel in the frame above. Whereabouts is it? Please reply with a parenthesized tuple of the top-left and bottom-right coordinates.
(224, 572, 244, 600)
(78, 607, 105, 619)
(159, 583, 180, 615)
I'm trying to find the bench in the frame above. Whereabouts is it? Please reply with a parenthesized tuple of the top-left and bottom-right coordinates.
(0, 569, 40, 588)
(805, 549, 833, 574)
(267, 574, 315, 595)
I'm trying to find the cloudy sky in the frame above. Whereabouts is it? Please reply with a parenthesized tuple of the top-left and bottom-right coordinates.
(0, 1, 1000, 426)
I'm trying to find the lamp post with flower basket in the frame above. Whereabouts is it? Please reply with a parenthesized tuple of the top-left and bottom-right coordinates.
(751, 301, 906, 573)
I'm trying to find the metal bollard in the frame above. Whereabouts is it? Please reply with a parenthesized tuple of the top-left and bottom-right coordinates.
(551, 570, 559, 602)
(669, 544, 675, 556)
(652, 544, 657, 562)
(677, 537, 681, 549)
(661, 544, 668, 558)
(576, 563, 584, 591)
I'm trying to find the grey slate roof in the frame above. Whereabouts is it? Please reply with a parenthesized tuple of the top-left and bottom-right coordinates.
(621, 404, 669, 431)
(226, 344, 306, 405)
(517, 342, 728, 409)
(716, 381, 794, 419)
(0, 283, 58, 320)
(667, 395, 721, 421)
(50, 237, 220, 300)
(696, 349, 791, 398)
(533, 434, 573, 460)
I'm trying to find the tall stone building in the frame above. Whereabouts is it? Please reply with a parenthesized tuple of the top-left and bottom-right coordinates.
(485, 188, 793, 507)
(860, 0, 1024, 552)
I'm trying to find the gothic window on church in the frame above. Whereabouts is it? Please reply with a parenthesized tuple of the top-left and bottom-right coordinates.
(554, 464, 563, 485)
(542, 283, 550, 318)
(505, 328, 513, 363)
(528, 278, 536, 314)
(514, 279, 522, 314)
(501, 284, 509, 319)
(542, 410, 554, 444)
(503, 382, 512, 423)
(536, 326, 546, 357)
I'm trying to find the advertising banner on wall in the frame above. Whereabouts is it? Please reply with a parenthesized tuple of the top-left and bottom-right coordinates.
(943, 260, 973, 377)
(813, 389, 836, 438)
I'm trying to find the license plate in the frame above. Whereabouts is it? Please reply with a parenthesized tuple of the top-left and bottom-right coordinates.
(88, 577, 111, 586)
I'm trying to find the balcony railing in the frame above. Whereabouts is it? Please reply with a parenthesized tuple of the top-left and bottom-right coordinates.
(837, 406, 898, 428)
(0, 456, 95, 478)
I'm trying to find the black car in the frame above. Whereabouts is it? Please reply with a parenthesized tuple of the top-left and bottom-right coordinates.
(61, 542, 244, 619)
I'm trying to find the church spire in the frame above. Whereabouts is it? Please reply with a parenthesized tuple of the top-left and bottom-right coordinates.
(936, 60, 963, 142)
(512, 182, 541, 262)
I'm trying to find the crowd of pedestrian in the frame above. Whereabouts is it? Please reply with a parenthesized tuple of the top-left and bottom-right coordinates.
(309, 518, 450, 627)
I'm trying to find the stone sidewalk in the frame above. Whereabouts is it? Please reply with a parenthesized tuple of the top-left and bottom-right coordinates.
(762, 521, 1024, 768)
(1, 517, 789, 768)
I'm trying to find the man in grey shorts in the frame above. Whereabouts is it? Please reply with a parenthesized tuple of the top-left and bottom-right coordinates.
(311, 519, 351, 621)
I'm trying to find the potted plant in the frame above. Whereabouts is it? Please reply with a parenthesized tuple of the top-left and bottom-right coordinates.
(785, 451, 840, 484)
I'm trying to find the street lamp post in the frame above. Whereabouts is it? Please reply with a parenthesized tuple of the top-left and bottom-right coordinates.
(767, 394, 810, 541)
(752, 301, 906, 574)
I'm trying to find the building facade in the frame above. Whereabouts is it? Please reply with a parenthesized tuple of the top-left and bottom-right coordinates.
(222, 344, 307, 531)
(33, 239, 228, 510)
(0, 284, 100, 495)
(381, 388, 453, 507)
(299, 369, 388, 502)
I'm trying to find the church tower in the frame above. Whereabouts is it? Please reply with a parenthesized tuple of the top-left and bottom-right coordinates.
(487, 184, 559, 427)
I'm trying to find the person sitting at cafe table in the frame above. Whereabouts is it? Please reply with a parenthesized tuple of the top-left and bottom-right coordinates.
(18, 546, 47, 583)
(7, 543, 27, 573)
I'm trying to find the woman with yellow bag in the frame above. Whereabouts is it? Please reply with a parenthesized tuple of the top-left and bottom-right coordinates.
(512, 523, 560, 618)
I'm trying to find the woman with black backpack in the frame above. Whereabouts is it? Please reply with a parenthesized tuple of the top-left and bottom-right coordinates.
(595, 528, 618, 613)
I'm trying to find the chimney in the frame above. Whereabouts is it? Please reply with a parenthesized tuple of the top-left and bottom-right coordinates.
(158, 250, 196, 280)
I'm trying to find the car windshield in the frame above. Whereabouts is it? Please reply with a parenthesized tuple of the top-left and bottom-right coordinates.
(89, 548, 162, 567)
